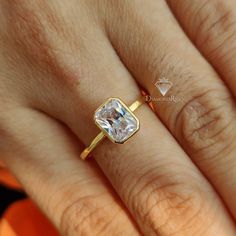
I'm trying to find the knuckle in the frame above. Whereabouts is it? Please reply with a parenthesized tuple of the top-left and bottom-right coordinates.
(131, 169, 212, 235)
(175, 89, 235, 159)
(59, 195, 119, 236)
(194, 1, 236, 54)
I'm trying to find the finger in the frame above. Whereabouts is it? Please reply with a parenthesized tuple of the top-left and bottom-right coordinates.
(12, 8, 236, 236)
(0, 106, 140, 236)
(104, 0, 236, 221)
(167, 0, 236, 98)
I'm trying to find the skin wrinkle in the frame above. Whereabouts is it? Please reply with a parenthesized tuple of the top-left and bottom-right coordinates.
(192, 130, 235, 164)
(125, 160, 186, 207)
(60, 185, 140, 236)
(179, 96, 235, 158)
(174, 89, 213, 133)
(59, 193, 109, 235)
(185, 107, 221, 141)
(192, 1, 210, 42)
(139, 182, 204, 235)
(125, 164, 162, 207)
(51, 177, 104, 223)
(194, 13, 211, 46)
(217, 43, 236, 70)
(75, 207, 110, 234)
(199, 1, 235, 45)
(197, 11, 235, 49)
(127, 163, 176, 204)
(129, 167, 204, 235)
(141, 184, 184, 223)
(168, 0, 235, 50)
(94, 213, 120, 236)
(168, 0, 210, 44)
(207, 33, 236, 67)
(168, 186, 218, 236)
(160, 201, 200, 236)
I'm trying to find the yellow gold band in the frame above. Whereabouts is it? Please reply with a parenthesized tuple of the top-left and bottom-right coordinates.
(80, 96, 145, 160)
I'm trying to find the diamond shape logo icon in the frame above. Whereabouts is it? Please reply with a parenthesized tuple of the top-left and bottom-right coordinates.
(155, 77, 173, 96)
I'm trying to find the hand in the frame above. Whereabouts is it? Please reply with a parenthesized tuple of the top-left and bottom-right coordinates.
(1, 1, 236, 235)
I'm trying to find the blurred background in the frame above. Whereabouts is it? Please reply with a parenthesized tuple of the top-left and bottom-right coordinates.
(0, 166, 59, 236)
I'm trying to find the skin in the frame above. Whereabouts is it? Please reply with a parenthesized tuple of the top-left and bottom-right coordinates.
(0, 0, 236, 235)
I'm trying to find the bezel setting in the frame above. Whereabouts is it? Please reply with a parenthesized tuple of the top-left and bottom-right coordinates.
(94, 98, 140, 144)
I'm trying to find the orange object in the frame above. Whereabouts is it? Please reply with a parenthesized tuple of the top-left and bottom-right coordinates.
(0, 168, 59, 236)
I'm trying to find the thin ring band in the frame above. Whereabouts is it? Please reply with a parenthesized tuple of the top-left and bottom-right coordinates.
(80, 96, 146, 160)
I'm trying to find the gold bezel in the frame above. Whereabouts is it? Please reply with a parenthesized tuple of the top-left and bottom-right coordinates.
(94, 97, 140, 144)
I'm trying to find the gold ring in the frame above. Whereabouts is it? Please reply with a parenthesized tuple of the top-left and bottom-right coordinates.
(80, 96, 146, 160)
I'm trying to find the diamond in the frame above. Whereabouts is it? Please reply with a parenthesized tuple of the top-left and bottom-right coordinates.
(94, 98, 139, 143)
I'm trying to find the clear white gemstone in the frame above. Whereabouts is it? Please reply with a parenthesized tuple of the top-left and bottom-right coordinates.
(95, 98, 138, 143)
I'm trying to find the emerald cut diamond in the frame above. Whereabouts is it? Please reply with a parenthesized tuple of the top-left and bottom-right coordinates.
(94, 98, 139, 143)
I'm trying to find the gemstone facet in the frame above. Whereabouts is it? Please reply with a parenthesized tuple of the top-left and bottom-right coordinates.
(94, 98, 139, 143)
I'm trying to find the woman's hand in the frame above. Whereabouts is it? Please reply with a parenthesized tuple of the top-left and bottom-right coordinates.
(0, 0, 236, 235)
